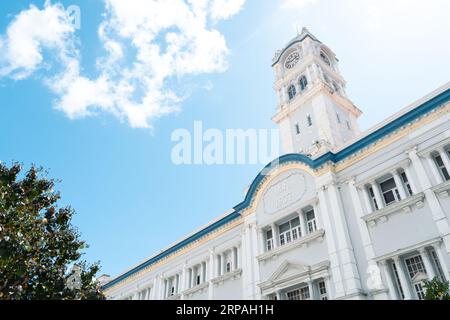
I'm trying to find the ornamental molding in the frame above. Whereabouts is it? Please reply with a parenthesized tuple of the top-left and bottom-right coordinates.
(374, 237, 442, 262)
(256, 229, 325, 263)
(362, 193, 425, 227)
(210, 268, 242, 286)
(354, 159, 412, 188)
(258, 260, 330, 294)
(432, 180, 450, 198)
(181, 282, 209, 297)
(417, 136, 450, 157)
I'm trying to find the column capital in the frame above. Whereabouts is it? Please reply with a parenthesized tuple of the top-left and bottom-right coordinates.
(418, 247, 427, 254)
(392, 255, 401, 263)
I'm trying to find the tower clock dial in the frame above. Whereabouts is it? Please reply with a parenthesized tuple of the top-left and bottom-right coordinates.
(284, 51, 300, 69)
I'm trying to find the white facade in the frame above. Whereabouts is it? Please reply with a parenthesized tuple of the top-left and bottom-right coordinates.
(103, 29, 450, 300)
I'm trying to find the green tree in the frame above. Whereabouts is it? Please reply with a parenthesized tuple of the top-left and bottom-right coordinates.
(423, 277, 450, 300)
(0, 163, 104, 300)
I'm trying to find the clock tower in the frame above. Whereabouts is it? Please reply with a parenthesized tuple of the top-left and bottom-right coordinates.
(271, 28, 362, 155)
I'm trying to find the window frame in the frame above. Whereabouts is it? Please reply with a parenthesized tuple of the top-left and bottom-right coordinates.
(299, 75, 308, 91)
(379, 176, 401, 206)
(278, 217, 301, 246)
(400, 171, 413, 196)
(288, 84, 296, 100)
(305, 209, 317, 233)
(434, 154, 450, 181)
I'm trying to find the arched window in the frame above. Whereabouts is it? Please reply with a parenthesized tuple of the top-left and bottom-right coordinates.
(299, 75, 308, 91)
(288, 85, 296, 100)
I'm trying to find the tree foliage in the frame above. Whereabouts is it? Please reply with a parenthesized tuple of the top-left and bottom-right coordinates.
(0, 163, 104, 299)
(423, 277, 450, 300)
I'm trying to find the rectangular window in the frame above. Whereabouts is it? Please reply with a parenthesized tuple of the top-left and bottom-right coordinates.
(295, 122, 300, 135)
(300, 286, 310, 300)
(196, 274, 201, 285)
(306, 210, 317, 233)
(278, 217, 301, 246)
(430, 249, 445, 281)
(286, 287, 309, 300)
(434, 155, 450, 181)
(266, 229, 274, 251)
(286, 289, 301, 301)
(414, 283, 425, 300)
(336, 112, 341, 123)
(318, 281, 328, 300)
(400, 171, 413, 196)
(226, 262, 231, 273)
(405, 255, 426, 279)
(391, 262, 405, 299)
(368, 186, 379, 210)
(379, 177, 400, 205)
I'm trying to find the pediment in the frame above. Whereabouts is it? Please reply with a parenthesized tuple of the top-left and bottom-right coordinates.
(411, 272, 428, 283)
(269, 260, 310, 283)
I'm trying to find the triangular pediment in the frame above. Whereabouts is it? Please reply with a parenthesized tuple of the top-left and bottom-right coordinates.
(411, 272, 428, 283)
(269, 260, 310, 283)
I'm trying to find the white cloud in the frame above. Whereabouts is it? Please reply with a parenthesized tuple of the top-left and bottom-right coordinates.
(281, 0, 318, 9)
(0, 1, 75, 80)
(0, 0, 246, 129)
(210, 0, 246, 20)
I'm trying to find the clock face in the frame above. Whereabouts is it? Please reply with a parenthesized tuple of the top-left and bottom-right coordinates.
(284, 51, 300, 69)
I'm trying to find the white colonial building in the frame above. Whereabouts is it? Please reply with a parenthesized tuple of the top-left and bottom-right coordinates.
(102, 29, 450, 300)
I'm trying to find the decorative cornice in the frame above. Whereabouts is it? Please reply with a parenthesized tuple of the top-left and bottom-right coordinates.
(256, 229, 325, 262)
(362, 193, 425, 226)
(182, 282, 209, 297)
(210, 269, 242, 286)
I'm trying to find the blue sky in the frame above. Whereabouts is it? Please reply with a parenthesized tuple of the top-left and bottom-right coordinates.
(1, 0, 449, 277)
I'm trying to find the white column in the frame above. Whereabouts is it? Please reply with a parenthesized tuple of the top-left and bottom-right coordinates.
(271, 223, 279, 248)
(200, 262, 205, 284)
(299, 210, 307, 236)
(312, 201, 322, 229)
(360, 185, 374, 214)
(258, 228, 265, 253)
(438, 147, 450, 178)
(426, 154, 444, 184)
(432, 243, 450, 281)
(276, 290, 282, 300)
(175, 274, 180, 294)
(327, 182, 362, 295)
(403, 165, 418, 194)
(317, 186, 345, 298)
(370, 181, 384, 210)
(348, 180, 375, 261)
(221, 252, 227, 274)
(419, 248, 436, 280)
(232, 247, 238, 270)
(307, 280, 314, 300)
(216, 254, 221, 277)
(392, 257, 413, 300)
(208, 250, 215, 299)
(379, 261, 398, 300)
(180, 265, 187, 299)
(151, 276, 158, 300)
(391, 170, 407, 200)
